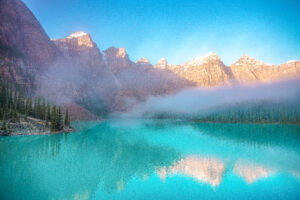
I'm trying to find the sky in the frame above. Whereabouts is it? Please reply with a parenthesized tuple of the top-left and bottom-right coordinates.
(23, 0, 300, 65)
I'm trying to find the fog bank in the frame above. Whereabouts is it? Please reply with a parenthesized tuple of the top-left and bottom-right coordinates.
(122, 79, 300, 118)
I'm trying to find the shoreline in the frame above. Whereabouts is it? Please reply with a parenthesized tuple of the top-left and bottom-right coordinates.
(189, 120, 300, 125)
(1, 127, 75, 136)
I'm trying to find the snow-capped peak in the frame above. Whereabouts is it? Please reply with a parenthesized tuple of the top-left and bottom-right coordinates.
(206, 52, 218, 57)
(287, 60, 298, 63)
(67, 32, 88, 39)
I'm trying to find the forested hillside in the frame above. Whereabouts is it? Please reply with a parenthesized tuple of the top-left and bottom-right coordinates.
(0, 79, 70, 135)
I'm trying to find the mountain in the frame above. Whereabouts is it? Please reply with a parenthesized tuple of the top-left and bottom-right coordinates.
(155, 53, 300, 86)
(104, 47, 133, 74)
(0, 0, 104, 119)
(103, 47, 194, 110)
(52, 32, 120, 113)
(0, 0, 299, 118)
(0, 0, 61, 72)
(230, 55, 300, 83)
(155, 52, 233, 87)
(0, 0, 63, 87)
(52, 34, 192, 112)
(136, 57, 152, 66)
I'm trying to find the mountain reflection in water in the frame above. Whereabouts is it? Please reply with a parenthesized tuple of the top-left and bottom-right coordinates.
(0, 119, 299, 200)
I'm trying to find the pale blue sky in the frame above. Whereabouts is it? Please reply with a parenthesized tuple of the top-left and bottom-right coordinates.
(23, 0, 300, 65)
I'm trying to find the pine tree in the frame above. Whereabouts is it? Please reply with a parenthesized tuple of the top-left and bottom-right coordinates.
(45, 103, 50, 127)
(1, 116, 7, 131)
(56, 107, 63, 131)
(50, 105, 57, 132)
(64, 109, 70, 127)
(41, 98, 46, 120)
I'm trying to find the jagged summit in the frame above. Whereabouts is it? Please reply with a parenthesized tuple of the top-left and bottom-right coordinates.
(185, 52, 221, 66)
(238, 54, 258, 62)
(136, 57, 151, 65)
(67, 31, 89, 39)
(233, 54, 267, 67)
(53, 31, 94, 48)
(154, 58, 168, 69)
(104, 47, 129, 59)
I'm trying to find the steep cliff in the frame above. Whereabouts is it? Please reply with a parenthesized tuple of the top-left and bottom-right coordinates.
(0, 0, 61, 68)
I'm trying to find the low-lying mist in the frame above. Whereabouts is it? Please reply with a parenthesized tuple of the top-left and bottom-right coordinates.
(34, 59, 121, 118)
(121, 79, 300, 120)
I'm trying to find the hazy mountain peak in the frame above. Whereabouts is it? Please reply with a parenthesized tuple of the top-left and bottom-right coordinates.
(154, 58, 168, 69)
(136, 57, 151, 64)
(104, 47, 129, 59)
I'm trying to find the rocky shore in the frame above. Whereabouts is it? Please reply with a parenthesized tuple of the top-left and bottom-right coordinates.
(0, 117, 74, 136)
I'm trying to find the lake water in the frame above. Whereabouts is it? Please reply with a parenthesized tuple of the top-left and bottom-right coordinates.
(0, 119, 300, 200)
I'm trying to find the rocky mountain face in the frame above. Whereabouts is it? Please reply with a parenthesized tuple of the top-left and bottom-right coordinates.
(51, 33, 192, 112)
(52, 32, 120, 113)
(155, 52, 233, 87)
(0, 0, 63, 87)
(230, 55, 300, 83)
(155, 53, 300, 86)
(103, 47, 194, 110)
(0, 0, 61, 69)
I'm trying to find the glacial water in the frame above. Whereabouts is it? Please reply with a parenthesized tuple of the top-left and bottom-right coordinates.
(0, 119, 300, 200)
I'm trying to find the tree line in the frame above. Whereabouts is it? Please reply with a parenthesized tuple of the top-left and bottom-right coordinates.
(0, 79, 70, 132)
(197, 99, 300, 124)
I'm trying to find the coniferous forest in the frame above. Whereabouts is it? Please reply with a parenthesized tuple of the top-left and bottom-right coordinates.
(0, 79, 71, 135)
(196, 99, 300, 124)
(144, 99, 300, 124)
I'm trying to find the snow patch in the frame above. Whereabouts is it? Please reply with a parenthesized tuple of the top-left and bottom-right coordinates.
(67, 32, 88, 38)
(287, 60, 298, 63)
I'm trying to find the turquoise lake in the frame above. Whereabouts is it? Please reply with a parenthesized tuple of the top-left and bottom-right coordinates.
(0, 120, 300, 200)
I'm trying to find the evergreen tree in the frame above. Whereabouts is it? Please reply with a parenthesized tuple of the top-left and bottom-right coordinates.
(1, 116, 7, 131)
(64, 109, 70, 127)
(46, 103, 51, 121)
(56, 107, 63, 131)
(51, 106, 57, 132)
